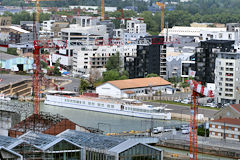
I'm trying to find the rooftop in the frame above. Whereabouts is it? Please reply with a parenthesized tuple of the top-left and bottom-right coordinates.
(106, 77, 171, 90)
(57, 129, 126, 150)
(230, 104, 240, 113)
(0, 135, 24, 149)
(18, 131, 80, 151)
(211, 118, 240, 126)
(0, 52, 18, 61)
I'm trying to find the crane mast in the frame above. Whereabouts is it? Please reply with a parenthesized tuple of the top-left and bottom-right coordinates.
(187, 80, 214, 160)
(156, 2, 165, 32)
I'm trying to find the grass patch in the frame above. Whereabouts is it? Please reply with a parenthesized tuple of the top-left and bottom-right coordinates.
(148, 100, 220, 110)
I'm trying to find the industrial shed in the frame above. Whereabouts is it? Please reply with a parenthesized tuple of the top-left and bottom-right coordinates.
(0, 52, 33, 71)
(58, 129, 163, 160)
(96, 77, 171, 98)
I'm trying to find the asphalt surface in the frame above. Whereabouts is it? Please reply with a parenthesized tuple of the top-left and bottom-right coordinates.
(154, 130, 240, 151)
(0, 74, 31, 88)
(145, 101, 218, 118)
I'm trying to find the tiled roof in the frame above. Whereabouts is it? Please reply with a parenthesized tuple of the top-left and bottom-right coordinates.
(107, 77, 171, 90)
(211, 118, 240, 126)
(230, 104, 240, 113)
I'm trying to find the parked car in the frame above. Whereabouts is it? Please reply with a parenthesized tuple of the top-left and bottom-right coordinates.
(174, 99, 181, 103)
(182, 129, 190, 134)
(181, 98, 190, 104)
(153, 127, 164, 134)
(204, 103, 216, 108)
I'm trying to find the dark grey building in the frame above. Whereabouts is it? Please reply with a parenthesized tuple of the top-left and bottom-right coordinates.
(195, 40, 234, 84)
(125, 36, 166, 79)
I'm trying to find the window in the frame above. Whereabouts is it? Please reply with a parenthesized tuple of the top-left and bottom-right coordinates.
(218, 125, 221, 129)
(212, 124, 215, 128)
(234, 128, 238, 131)
(218, 133, 221, 136)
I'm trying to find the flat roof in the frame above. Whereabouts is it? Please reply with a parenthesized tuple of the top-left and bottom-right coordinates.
(105, 77, 171, 90)
(0, 52, 18, 61)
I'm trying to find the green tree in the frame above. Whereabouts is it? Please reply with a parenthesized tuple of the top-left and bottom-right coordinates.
(103, 70, 120, 82)
(105, 52, 121, 71)
(7, 48, 18, 56)
(145, 73, 158, 78)
(79, 78, 89, 93)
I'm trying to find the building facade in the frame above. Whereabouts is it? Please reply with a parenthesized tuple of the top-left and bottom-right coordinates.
(209, 118, 240, 141)
(215, 52, 240, 104)
(195, 40, 235, 84)
(125, 36, 167, 78)
(96, 77, 171, 98)
(72, 45, 137, 75)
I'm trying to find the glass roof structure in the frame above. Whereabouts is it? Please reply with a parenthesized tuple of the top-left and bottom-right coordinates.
(57, 130, 126, 150)
(0, 135, 23, 149)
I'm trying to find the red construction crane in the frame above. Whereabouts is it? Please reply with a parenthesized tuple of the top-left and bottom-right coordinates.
(32, 15, 66, 115)
(187, 80, 214, 160)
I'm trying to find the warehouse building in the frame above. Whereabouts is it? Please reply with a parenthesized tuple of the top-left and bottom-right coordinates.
(58, 129, 163, 160)
(0, 53, 33, 72)
(0, 130, 163, 160)
(96, 77, 171, 98)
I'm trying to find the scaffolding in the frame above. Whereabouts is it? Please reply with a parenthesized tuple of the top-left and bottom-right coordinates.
(9, 112, 76, 138)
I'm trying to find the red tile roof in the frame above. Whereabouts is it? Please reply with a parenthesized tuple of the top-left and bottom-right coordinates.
(211, 118, 240, 126)
(231, 104, 240, 113)
(107, 77, 171, 90)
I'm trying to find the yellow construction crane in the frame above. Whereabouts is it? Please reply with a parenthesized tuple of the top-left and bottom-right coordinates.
(156, 2, 165, 32)
(101, 0, 105, 21)
(29, 0, 61, 22)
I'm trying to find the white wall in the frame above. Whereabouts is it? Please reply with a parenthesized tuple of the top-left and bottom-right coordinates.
(96, 83, 121, 98)
(52, 53, 72, 66)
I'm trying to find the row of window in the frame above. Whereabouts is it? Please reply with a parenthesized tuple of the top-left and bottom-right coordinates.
(64, 99, 115, 109)
(64, 99, 157, 113)
(211, 132, 239, 139)
(211, 124, 239, 131)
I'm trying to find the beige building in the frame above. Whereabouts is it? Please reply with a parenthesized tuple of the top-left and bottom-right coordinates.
(0, 17, 11, 26)
(209, 118, 240, 141)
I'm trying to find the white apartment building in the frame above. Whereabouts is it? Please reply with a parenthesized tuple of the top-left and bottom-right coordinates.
(51, 24, 108, 67)
(72, 45, 137, 75)
(40, 20, 55, 38)
(215, 51, 240, 104)
(126, 19, 146, 34)
(160, 26, 226, 42)
(209, 118, 240, 141)
(75, 16, 99, 27)
(200, 30, 237, 41)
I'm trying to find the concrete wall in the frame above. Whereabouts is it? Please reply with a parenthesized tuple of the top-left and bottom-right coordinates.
(0, 110, 21, 136)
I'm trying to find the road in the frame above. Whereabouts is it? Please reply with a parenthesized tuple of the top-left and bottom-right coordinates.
(145, 101, 218, 118)
(154, 130, 240, 151)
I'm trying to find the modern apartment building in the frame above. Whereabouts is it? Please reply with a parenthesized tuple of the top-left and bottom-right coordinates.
(126, 18, 146, 34)
(195, 40, 234, 84)
(209, 118, 240, 141)
(124, 36, 167, 79)
(51, 24, 108, 67)
(215, 52, 240, 104)
(72, 45, 137, 75)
